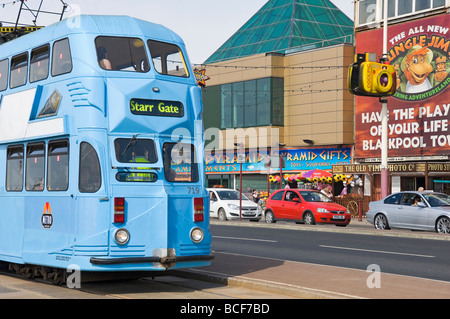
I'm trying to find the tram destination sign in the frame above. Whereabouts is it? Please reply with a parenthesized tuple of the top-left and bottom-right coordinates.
(130, 98, 184, 117)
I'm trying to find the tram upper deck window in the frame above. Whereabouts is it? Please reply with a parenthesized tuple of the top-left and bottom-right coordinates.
(30, 45, 49, 83)
(95, 37, 149, 72)
(163, 142, 198, 183)
(114, 138, 157, 163)
(0, 59, 8, 91)
(52, 38, 72, 76)
(26, 143, 45, 191)
(6, 145, 24, 192)
(147, 40, 189, 78)
(47, 140, 69, 191)
(10, 53, 28, 89)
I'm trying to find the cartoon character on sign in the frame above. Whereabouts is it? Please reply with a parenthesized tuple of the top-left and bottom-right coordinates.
(401, 45, 433, 93)
(41, 202, 53, 229)
(434, 56, 448, 83)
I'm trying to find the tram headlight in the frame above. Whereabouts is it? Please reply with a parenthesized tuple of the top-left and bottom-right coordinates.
(115, 228, 130, 245)
(190, 227, 204, 243)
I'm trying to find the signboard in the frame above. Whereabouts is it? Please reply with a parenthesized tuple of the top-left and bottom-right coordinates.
(205, 147, 352, 173)
(354, 14, 450, 159)
(130, 99, 184, 117)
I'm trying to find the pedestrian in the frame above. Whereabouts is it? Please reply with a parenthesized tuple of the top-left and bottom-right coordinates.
(252, 189, 259, 203)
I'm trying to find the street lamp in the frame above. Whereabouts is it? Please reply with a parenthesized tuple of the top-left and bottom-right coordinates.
(234, 142, 244, 221)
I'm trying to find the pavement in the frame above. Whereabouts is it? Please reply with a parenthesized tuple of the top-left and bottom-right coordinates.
(174, 218, 450, 299)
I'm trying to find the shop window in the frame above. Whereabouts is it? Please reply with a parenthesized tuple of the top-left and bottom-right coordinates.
(26, 143, 45, 191)
(6, 145, 24, 191)
(148, 40, 188, 77)
(52, 38, 72, 76)
(30, 44, 49, 83)
(47, 139, 69, 191)
(10, 52, 28, 89)
(79, 142, 101, 193)
(0, 58, 8, 91)
(95, 36, 149, 72)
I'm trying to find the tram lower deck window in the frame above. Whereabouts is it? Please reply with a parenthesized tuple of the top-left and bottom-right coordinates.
(163, 142, 198, 183)
(47, 140, 69, 191)
(26, 143, 45, 191)
(6, 145, 24, 191)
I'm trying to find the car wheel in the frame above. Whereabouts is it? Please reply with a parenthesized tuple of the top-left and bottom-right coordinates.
(436, 216, 450, 234)
(218, 208, 227, 221)
(265, 211, 275, 224)
(303, 212, 315, 225)
(374, 213, 390, 230)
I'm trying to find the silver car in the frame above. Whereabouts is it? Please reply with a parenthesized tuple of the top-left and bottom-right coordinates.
(367, 191, 450, 233)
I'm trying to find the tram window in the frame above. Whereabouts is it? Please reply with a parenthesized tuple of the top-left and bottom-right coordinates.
(26, 143, 45, 191)
(10, 52, 28, 89)
(52, 38, 72, 76)
(6, 145, 24, 192)
(163, 143, 198, 183)
(30, 45, 49, 83)
(114, 138, 157, 163)
(79, 142, 101, 193)
(147, 40, 189, 78)
(47, 140, 69, 191)
(95, 36, 149, 72)
(37, 89, 62, 118)
(0, 58, 8, 91)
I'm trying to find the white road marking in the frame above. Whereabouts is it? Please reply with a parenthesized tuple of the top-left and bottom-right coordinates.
(319, 245, 435, 258)
(213, 236, 277, 243)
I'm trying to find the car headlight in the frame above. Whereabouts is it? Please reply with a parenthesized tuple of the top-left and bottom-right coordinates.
(317, 207, 329, 213)
(190, 227, 204, 243)
(227, 203, 239, 210)
(115, 228, 130, 245)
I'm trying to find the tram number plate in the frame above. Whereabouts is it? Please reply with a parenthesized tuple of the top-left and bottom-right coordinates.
(188, 186, 200, 194)
(333, 215, 345, 220)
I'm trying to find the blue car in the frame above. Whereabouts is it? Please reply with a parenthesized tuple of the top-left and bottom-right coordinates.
(367, 191, 450, 233)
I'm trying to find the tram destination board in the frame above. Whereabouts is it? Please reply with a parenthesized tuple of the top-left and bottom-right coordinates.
(130, 98, 184, 117)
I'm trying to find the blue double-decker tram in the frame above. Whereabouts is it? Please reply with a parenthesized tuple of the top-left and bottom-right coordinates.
(0, 15, 212, 283)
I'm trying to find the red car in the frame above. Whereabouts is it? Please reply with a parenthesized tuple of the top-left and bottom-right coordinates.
(264, 189, 351, 226)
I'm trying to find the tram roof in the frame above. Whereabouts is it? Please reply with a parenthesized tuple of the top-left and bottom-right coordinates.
(0, 15, 185, 54)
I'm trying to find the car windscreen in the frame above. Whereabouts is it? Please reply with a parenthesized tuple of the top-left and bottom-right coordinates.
(216, 190, 249, 201)
(423, 193, 450, 207)
(299, 191, 333, 203)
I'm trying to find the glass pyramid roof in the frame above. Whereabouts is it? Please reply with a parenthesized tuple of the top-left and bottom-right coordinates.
(204, 0, 354, 64)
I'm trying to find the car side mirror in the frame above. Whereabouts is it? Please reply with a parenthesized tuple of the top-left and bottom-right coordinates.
(292, 198, 299, 202)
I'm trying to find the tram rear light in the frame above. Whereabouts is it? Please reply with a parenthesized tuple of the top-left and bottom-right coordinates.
(114, 197, 125, 223)
(193, 197, 204, 222)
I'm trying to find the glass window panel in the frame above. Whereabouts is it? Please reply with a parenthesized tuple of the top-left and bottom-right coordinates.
(79, 142, 101, 192)
(294, 4, 314, 20)
(309, 6, 336, 24)
(10, 53, 28, 89)
(96, 37, 149, 72)
(244, 80, 256, 127)
(358, 0, 376, 25)
(30, 45, 49, 83)
(0, 58, 8, 91)
(433, 0, 445, 7)
(163, 143, 198, 183)
(297, 21, 325, 39)
(272, 78, 284, 126)
(114, 138, 157, 163)
(6, 145, 24, 191)
(52, 38, 72, 76)
(221, 84, 232, 128)
(148, 40, 188, 77)
(232, 82, 244, 127)
(256, 78, 271, 126)
(26, 143, 45, 191)
(415, 0, 431, 11)
(398, 0, 413, 15)
(47, 140, 69, 191)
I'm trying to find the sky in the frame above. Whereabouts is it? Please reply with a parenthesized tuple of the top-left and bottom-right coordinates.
(0, 0, 354, 64)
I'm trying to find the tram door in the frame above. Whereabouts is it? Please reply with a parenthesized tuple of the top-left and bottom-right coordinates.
(75, 136, 109, 256)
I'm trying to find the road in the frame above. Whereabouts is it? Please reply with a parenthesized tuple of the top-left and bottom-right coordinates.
(176, 219, 450, 298)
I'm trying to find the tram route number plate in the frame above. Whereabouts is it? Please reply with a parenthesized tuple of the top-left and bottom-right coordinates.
(130, 98, 184, 117)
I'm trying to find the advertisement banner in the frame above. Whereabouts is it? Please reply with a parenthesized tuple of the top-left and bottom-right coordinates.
(355, 14, 450, 158)
(205, 147, 352, 173)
